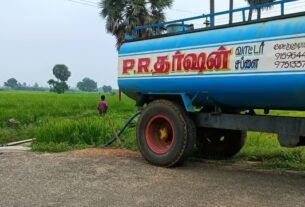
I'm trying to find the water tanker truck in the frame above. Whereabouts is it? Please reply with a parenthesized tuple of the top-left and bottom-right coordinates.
(118, 0, 305, 167)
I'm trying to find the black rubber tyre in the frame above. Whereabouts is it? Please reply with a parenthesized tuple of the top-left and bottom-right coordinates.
(175, 113, 196, 166)
(136, 100, 195, 167)
(196, 128, 246, 159)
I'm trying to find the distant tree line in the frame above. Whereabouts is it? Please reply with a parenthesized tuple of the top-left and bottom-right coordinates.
(2, 64, 115, 94)
(3, 77, 114, 93)
(3, 78, 48, 91)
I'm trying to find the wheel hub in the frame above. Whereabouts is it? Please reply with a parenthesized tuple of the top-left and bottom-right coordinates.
(160, 128, 168, 141)
(145, 115, 175, 154)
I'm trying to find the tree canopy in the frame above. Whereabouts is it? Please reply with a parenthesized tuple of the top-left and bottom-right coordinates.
(245, 0, 276, 5)
(53, 64, 71, 81)
(77, 78, 98, 92)
(4, 78, 20, 89)
(100, 0, 173, 48)
(245, 0, 276, 20)
(102, 85, 112, 93)
(48, 64, 71, 94)
(48, 80, 69, 94)
(53, 64, 71, 82)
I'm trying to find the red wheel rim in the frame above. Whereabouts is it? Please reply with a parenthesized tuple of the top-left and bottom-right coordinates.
(145, 115, 175, 154)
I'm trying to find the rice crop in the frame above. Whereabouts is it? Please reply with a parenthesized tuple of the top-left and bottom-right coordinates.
(1, 91, 305, 170)
(0, 91, 137, 150)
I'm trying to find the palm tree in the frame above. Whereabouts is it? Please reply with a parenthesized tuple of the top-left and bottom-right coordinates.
(100, 0, 173, 49)
(245, 0, 276, 21)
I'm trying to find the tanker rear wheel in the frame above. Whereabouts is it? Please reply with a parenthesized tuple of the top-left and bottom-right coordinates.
(136, 100, 195, 167)
(196, 128, 246, 159)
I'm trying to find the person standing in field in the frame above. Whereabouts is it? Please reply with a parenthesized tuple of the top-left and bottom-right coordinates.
(97, 95, 108, 115)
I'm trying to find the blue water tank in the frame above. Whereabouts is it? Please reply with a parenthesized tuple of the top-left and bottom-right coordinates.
(118, 15, 305, 111)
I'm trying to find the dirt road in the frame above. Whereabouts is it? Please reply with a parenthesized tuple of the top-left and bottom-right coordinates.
(0, 149, 305, 207)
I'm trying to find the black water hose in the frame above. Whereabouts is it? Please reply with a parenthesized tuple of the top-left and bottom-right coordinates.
(103, 111, 141, 148)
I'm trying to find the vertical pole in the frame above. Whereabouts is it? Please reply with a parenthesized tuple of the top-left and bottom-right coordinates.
(157, 25, 160, 35)
(136, 29, 139, 38)
(229, 0, 233, 24)
(281, 2, 285, 16)
(248, 8, 253, 21)
(242, 10, 246, 22)
(210, 0, 215, 28)
(258, 7, 261, 20)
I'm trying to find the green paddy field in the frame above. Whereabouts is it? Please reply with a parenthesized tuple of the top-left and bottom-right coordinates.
(1, 91, 305, 171)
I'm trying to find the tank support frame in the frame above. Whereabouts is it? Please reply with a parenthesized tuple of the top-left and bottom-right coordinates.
(195, 113, 305, 147)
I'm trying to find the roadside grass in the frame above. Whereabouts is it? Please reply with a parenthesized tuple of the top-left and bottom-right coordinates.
(1, 91, 305, 171)
(31, 116, 138, 152)
(32, 114, 136, 152)
(237, 132, 305, 171)
(31, 142, 87, 153)
(0, 126, 36, 145)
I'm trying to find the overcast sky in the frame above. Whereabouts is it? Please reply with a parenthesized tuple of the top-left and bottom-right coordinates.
(1, 0, 304, 88)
